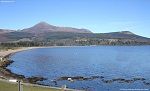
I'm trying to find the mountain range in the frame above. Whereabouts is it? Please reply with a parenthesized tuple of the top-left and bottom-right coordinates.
(0, 22, 150, 45)
(21, 22, 92, 34)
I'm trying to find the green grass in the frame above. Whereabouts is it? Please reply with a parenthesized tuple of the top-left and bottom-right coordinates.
(0, 80, 18, 91)
(0, 80, 68, 91)
(23, 85, 61, 91)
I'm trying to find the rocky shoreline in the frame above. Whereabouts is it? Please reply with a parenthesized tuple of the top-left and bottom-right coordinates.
(0, 47, 47, 84)
(55, 76, 150, 86)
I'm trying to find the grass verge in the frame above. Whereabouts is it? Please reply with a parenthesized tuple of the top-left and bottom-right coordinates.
(0, 79, 70, 91)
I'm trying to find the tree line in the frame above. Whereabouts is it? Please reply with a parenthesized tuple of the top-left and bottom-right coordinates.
(0, 38, 149, 48)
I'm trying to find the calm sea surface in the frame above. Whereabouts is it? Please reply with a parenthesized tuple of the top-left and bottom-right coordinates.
(7, 46, 150, 91)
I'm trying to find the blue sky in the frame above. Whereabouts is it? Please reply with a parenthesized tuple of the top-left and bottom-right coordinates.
(0, 0, 150, 37)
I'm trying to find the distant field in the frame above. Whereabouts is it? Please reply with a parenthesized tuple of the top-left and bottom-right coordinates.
(0, 79, 70, 91)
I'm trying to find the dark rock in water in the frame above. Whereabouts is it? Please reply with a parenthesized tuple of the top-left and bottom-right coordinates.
(57, 76, 70, 80)
(143, 81, 150, 85)
(133, 78, 146, 81)
(112, 78, 125, 81)
(110, 78, 134, 83)
(91, 76, 103, 79)
(57, 76, 103, 81)
(52, 80, 58, 85)
(124, 80, 134, 83)
(100, 76, 105, 79)
(101, 79, 113, 83)
(26, 76, 47, 83)
(58, 76, 84, 81)
(54, 75, 149, 87)
(83, 76, 104, 80)
(72, 76, 84, 80)
(103, 77, 147, 84)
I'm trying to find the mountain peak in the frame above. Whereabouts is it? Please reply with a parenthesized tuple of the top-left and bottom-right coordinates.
(36, 21, 50, 26)
(119, 31, 134, 35)
(22, 22, 92, 34)
(33, 22, 54, 28)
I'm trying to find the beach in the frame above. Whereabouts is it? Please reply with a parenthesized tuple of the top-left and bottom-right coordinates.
(0, 47, 36, 57)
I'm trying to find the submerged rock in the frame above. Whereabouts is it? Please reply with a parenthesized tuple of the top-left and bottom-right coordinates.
(57, 76, 84, 81)
(102, 79, 113, 83)
(26, 76, 47, 83)
(133, 78, 146, 81)
(143, 81, 150, 85)
(55, 75, 150, 87)
(57, 76, 102, 81)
